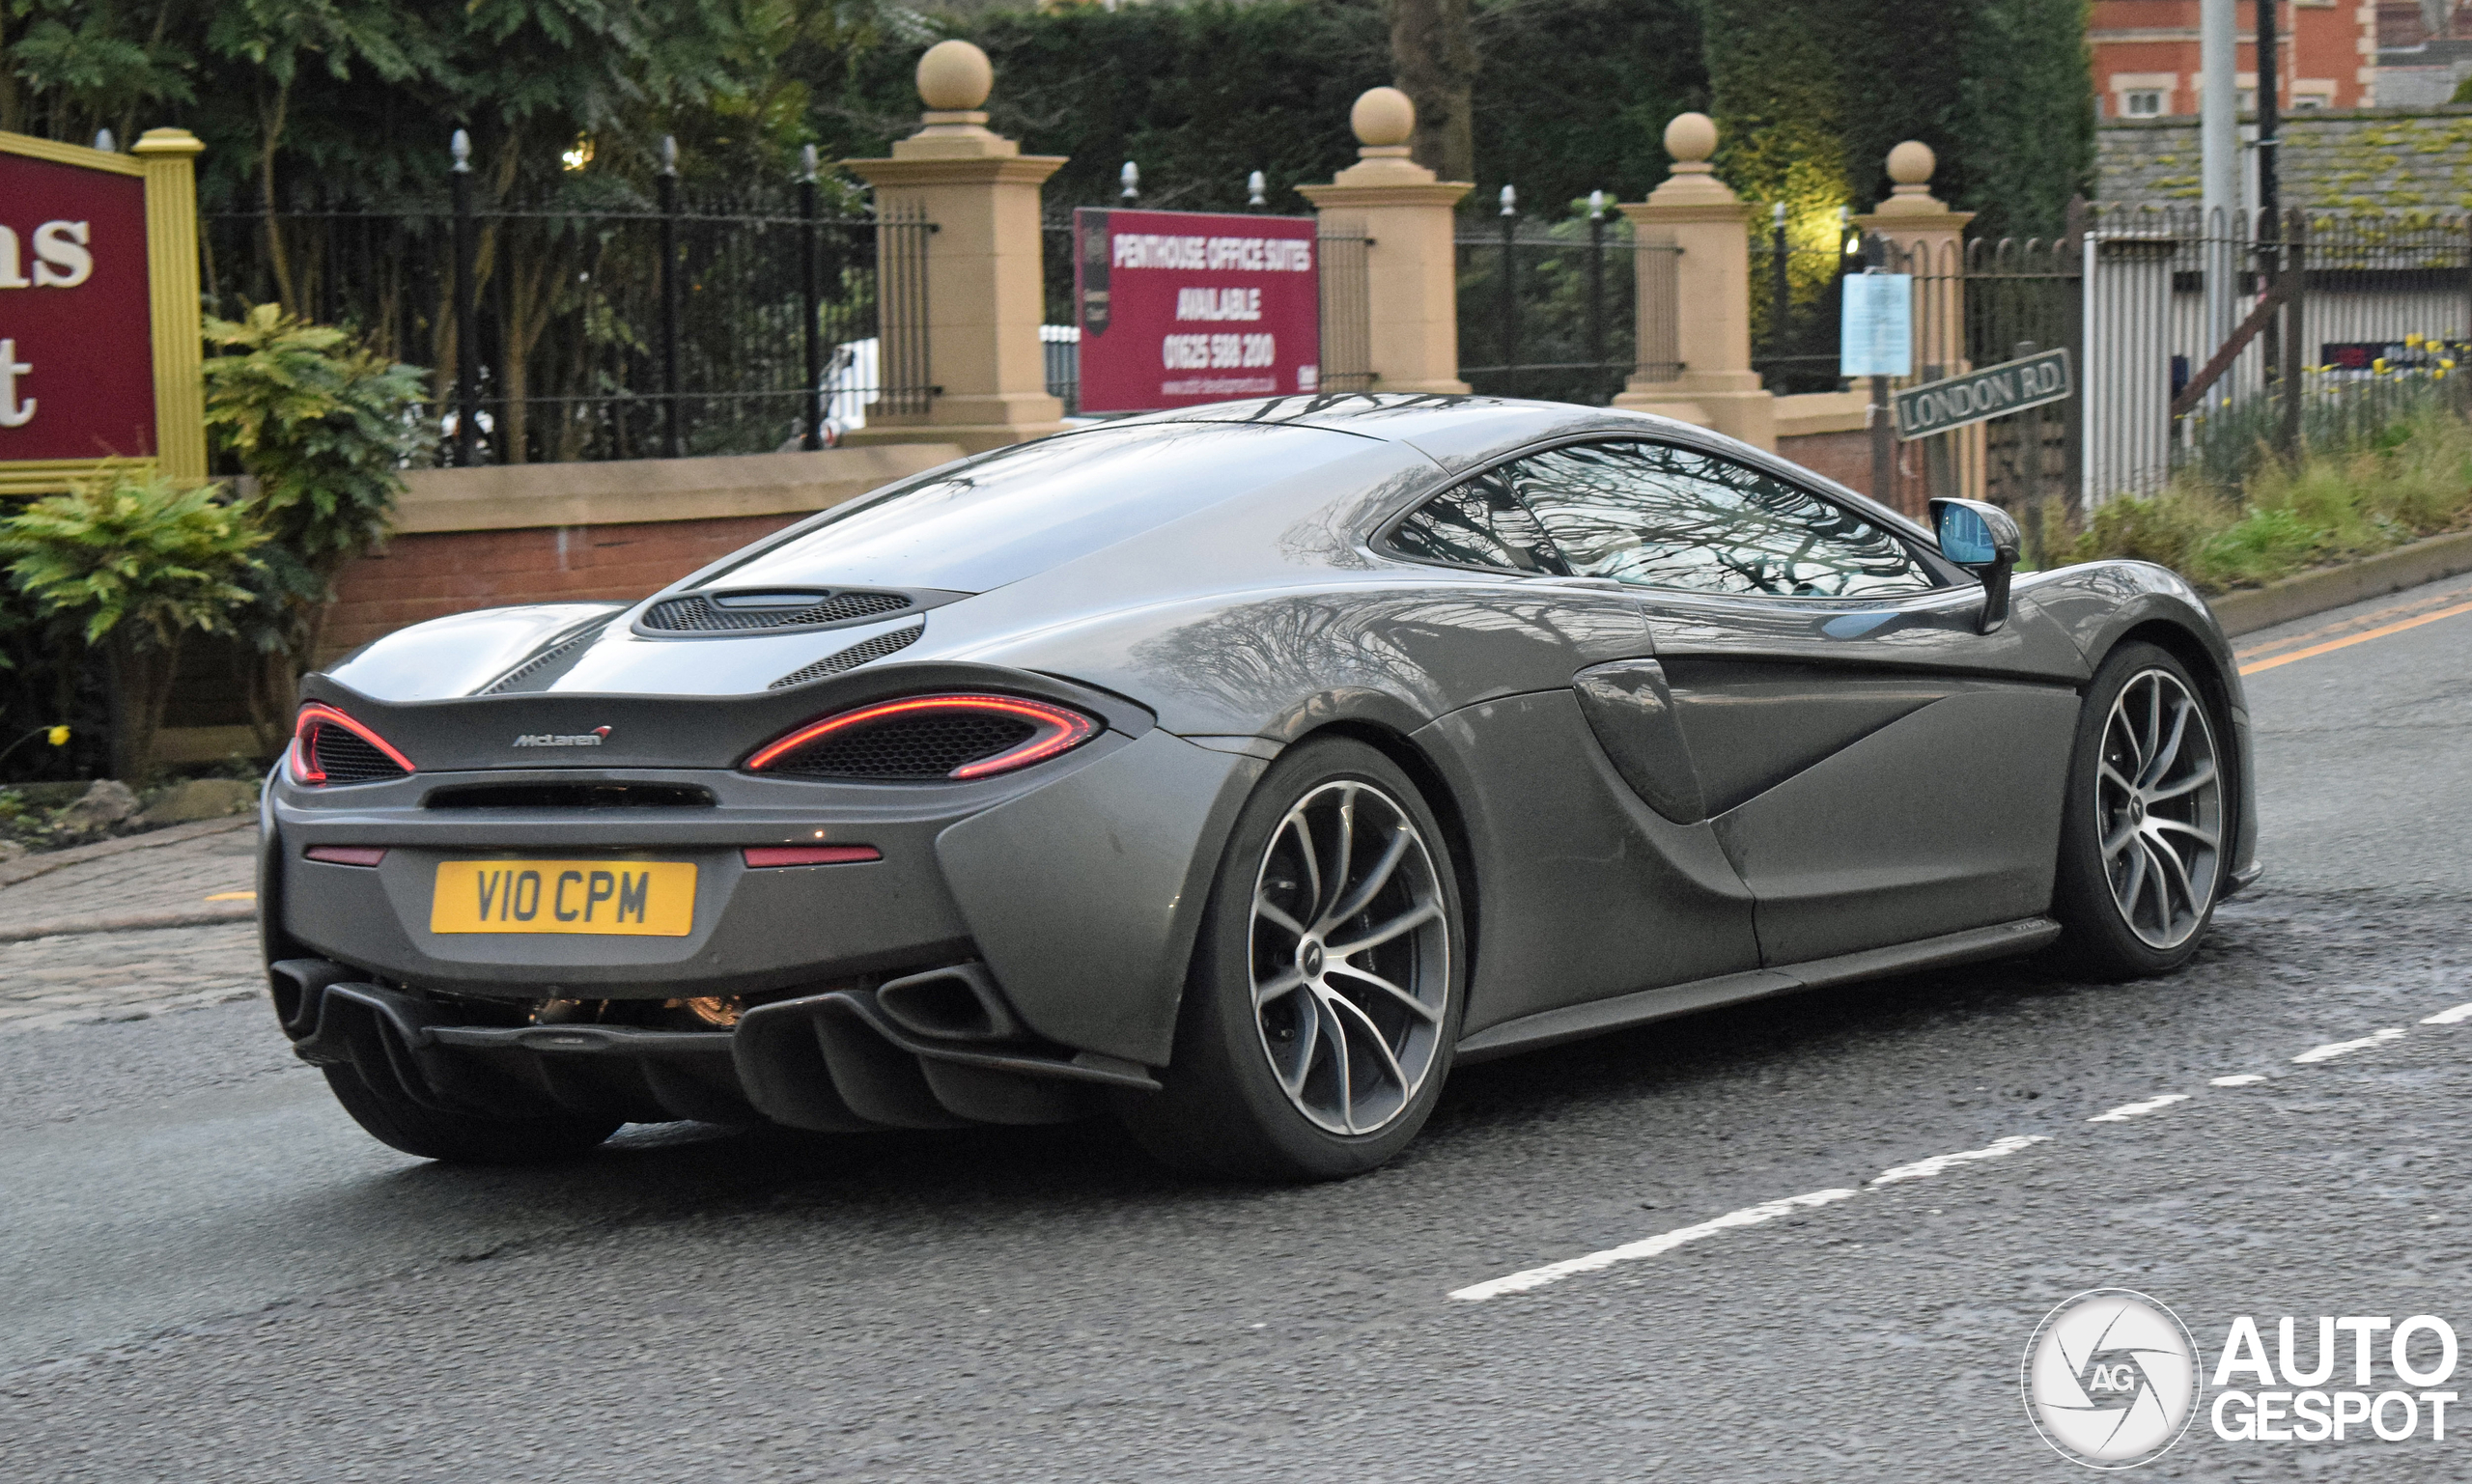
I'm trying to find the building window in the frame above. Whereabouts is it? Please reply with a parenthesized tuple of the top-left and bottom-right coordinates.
(2291, 93, 2329, 111)
(2123, 89, 2166, 118)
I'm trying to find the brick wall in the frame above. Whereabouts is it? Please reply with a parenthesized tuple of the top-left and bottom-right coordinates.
(320, 513, 807, 659)
(1779, 429, 1874, 498)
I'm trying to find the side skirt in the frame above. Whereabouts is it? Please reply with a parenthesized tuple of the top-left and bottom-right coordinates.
(1452, 916, 2062, 1064)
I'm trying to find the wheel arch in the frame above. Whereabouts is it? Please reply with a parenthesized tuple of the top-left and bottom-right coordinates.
(1285, 717, 1484, 995)
(2089, 615, 2258, 895)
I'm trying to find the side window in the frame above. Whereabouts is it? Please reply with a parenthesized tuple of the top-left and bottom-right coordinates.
(1387, 468, 1569, 575)
(1502, 441, 1935, 599)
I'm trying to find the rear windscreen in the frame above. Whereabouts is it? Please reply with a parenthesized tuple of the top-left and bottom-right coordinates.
(705, 422, 1371, 594)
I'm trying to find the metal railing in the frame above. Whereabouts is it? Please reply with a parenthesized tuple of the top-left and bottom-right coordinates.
(1455, 197, 1671, 405)
(2081, 206, 2472, 501)
(1751, 218, 1862, 396)
(203, 178, 932, 464)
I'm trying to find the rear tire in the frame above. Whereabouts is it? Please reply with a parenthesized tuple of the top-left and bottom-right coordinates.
(2048, 641, 2229, 981)
(1117, 738, 1466, 1182)
(323, 1064, 620, 1164)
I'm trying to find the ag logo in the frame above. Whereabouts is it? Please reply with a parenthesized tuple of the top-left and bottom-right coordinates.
(2022, 1289, 2201, 1469)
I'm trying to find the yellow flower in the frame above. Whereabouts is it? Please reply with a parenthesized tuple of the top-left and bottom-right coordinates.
(2444, 358, 2458, 370)
(45, 725, 69, 746)
(2405, 332, 2425, 349)
(2374, 357, 2390, 372)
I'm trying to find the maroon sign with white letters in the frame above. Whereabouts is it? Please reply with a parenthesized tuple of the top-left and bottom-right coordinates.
(1073, 207, 1320, 413)
(0, 150, 155, 462)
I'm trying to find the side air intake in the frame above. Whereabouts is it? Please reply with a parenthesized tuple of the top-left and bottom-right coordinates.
(643, 589, 912, 634)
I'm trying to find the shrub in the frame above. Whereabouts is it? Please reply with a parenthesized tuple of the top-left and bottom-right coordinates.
(2071, 406, 2472, 592)
(202, 303, 433, 750)
(0, 472, 266, 785)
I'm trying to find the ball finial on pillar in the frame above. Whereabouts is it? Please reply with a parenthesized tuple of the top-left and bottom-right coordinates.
(1888, 140, 1936, 189)
(1664, 113, 1719, 172)
(1351, 87, 1417, 151)
(916, 40, 994, 113)
(1872, 140, 1952, 216)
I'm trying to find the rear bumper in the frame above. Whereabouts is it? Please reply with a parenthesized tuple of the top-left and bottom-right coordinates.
(267, 728, 1266, 1066)
(273, 961, 1159, 1132)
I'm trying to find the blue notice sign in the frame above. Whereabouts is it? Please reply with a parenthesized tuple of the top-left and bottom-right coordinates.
(1840, 273, 1913, 378)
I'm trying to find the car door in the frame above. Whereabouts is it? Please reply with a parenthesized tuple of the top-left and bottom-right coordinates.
(1380, 466, 1766, 1025)
(1498, 436, 2091, 966)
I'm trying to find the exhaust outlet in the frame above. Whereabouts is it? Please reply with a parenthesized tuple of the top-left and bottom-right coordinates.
(874, 962, 1021, 1043)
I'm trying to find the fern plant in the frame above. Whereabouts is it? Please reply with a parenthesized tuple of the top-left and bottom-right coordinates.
(0, 470, 266, 784)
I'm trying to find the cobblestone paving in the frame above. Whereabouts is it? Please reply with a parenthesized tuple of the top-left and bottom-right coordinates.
(0, 922, 266, 1034)
(0, 826, 266, 1034)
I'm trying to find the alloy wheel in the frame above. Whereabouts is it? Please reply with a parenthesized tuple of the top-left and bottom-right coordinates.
(2096, 669, 2224, 950)
(1249, 779, 1450, 1135)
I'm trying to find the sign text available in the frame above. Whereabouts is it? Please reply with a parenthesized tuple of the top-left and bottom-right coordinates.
(1074, 208, 1320, 413)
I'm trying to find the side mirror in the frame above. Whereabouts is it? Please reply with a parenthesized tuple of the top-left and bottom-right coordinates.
(1930, 497, 2021, 635)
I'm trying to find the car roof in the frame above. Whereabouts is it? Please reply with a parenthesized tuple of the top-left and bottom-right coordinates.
(1114, 393, 1697, 473)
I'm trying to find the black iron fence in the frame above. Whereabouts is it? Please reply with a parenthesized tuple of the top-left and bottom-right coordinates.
(1750, 213, 1862, 397)
(1454, 196, 1669, 405)
(203, 164, 932, 464)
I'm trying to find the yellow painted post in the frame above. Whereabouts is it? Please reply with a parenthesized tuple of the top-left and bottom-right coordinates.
(134, 128, 208, 488)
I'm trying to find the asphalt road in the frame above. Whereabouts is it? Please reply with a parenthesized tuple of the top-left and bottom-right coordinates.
(5, 575, 2470, 1482)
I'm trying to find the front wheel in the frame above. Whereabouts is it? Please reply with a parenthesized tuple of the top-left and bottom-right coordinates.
(2048, 642, 2229, 980)
(1118, 738, 1466, 1181)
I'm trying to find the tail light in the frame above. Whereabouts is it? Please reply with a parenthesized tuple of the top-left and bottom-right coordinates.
(744, 693, 1098, 781)
(289, 703, 415, 786)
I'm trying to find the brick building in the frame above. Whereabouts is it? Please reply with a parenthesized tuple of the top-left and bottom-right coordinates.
(2089, 1, 2380, 117)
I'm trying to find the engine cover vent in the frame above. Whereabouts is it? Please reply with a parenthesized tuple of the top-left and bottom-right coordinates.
(643, 589, 912, 634)
(480, 623, 608, 694)
(769, 620, 926, 690)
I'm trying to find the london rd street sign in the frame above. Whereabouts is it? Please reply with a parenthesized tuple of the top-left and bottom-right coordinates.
(1892, 348, 2072, 441)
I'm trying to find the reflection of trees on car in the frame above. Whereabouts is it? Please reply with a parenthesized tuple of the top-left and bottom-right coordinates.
(1129, 593, 1625, 721)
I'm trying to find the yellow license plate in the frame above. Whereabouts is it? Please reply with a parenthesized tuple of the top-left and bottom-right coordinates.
(430, 860, 696, 937)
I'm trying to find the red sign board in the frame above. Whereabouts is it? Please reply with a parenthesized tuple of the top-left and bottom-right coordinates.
(1073, 207, 1320, 413)
(0, 150, 156, 462)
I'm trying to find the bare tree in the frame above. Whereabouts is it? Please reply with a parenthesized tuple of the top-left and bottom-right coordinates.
(1389, 0, 1476, 182)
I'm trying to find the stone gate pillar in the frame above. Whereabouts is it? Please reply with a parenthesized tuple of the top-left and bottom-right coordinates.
(842, 41, 1067, 453)
(1298, 88, 1473, 395)
(1613, 114, 1776, 451)
(1856, 141, 1979, 498)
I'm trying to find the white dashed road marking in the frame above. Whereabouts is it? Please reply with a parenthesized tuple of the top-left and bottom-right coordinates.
(1448, 1000, 2452, 1302)
(2292, 1027, 2406, 1063)
(2088, 1093, 2194, 1123)
(1447, 1189, 1859, 1302)
(1869, 1134, 2048, 1185)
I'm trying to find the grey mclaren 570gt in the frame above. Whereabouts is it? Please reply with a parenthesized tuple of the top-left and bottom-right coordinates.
(263, 395, 2258, 1180)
